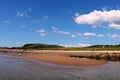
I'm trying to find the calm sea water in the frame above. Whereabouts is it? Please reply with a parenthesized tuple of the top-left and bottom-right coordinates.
(0, 52, 120, 80)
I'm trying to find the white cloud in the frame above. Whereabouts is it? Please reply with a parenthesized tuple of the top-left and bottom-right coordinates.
(98, 34, 104, 37)
(74, 10, 120, 29)
(52, 26, 70, 35)
(16, 8, 31, 17)
(40, 33, 47, 37)
(52, 26, 58, 31)
(4, 20, 11, 24)
(52, 26, 120, 39)
(57, 31, 70, 35)
(109, 23, 120, 29)
(16, 11, 28, 17)
(59, 43, 91, 48)
(83, 32, 96, 37)
(37, 29, 48, 37)
(71, 34, 77, 38)
(77, 44, 91, 47)
(108, 34, 120, 38)
(37, 29, 46, 33)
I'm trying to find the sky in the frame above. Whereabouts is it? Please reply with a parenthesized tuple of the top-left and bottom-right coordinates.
(0, 0, 120, 47)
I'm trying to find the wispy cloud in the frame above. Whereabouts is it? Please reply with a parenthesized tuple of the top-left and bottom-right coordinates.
(57, 31, 70, 35)
(75, 13, 79, 17)
(83, 32, 96, 37)
(102, 6, 109, 11)
(16, 11, 29, 17)
(77, 33, 82, 37)
(37, 29, 47, 37)
(28, 8, 32, 12)
(109, 23, 120, 29)
(107, 34, 120, 38)
(74, 10, 120, 29)
(52, 26, 58, 31)
(32, 16, 48, 24)
(59, 43, 91, 48)
(4, 20, 11, 24)
(39, 33, 47, 37)
(44, 16, 48, 20)
(41, 16, 48, 21)
(52, 26, 70, 35)
(37, 29, 46, 33)
(21, 25, 26, 28)
(51, 26, 119, 39)
(71, 34, 77, 38)
(98, 34, 104, 37)
(16, 8, 32, 17)
(33, 20, 40, 23)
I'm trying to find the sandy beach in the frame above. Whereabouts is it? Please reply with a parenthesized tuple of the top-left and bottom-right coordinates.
(1, 50, 120, 66)
(0, 50, 112, 66)
(24, 53, 107, 66)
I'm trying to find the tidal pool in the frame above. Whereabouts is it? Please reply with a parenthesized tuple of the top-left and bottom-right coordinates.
(0, 54, 120, 80)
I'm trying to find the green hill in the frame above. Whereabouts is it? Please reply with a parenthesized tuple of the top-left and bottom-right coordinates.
(21, 43, 64, 50)
(0, 44, 120, 51)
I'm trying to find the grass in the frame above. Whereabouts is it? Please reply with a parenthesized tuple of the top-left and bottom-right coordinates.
(69, 53, 120, 61)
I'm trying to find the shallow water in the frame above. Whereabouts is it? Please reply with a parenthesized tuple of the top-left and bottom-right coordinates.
(0, 53, 120, 80)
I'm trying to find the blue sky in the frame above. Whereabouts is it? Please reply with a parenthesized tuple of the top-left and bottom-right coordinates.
(0, 0, 120, 47)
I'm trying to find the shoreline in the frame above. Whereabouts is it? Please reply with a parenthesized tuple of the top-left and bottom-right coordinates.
(24, 53, 107, 66)
(0, 50, 120, 66)
(0, 49, 120, 53)
(0, 50, 110, 66)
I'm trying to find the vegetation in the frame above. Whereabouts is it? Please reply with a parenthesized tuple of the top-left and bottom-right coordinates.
(0, 47, 9, 49)
(61, 44, 120, 51)
(0, 43, 120, 61)
(21, 43, 64, 50)
(70, 53, 120, 61)
(0, 44, 120, 51)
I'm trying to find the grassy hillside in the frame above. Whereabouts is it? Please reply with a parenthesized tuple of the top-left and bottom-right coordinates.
(21, 43, 64, 50)
(0, 44, 120, 51)
(21, 44, 120, 51)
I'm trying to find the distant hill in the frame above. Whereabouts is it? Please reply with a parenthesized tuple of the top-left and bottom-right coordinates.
(21, 43, 64, 50)
(82, 44, 120, 51)
(0, 44, 120, 51)
(88, 44, 120, 48)
(0, 47, 9, 49)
